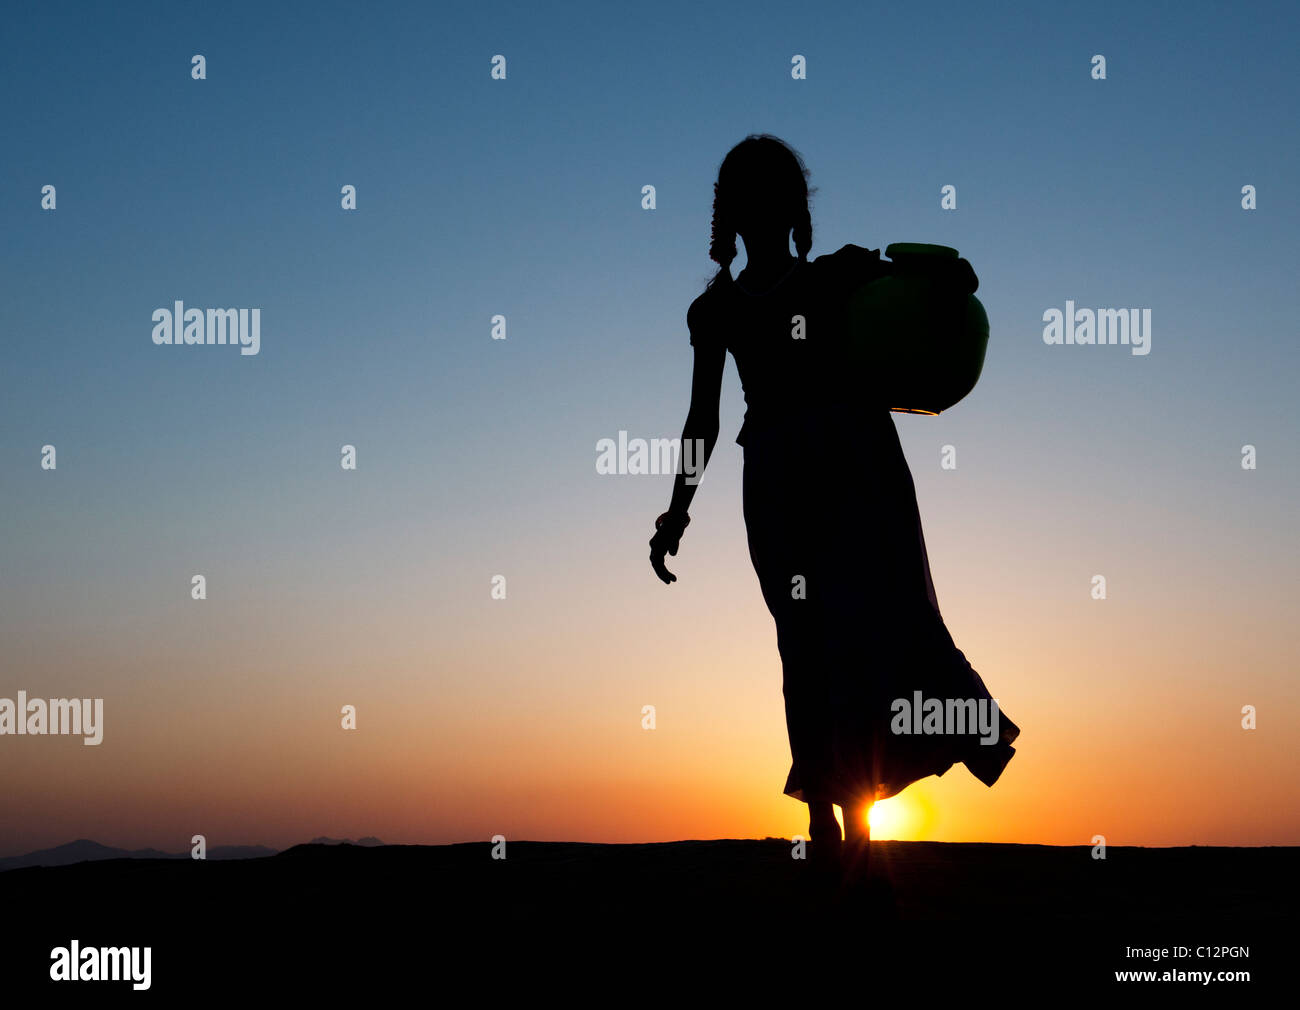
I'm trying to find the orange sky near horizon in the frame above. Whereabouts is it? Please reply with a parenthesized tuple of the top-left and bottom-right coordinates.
(3, 429, 1297, 856)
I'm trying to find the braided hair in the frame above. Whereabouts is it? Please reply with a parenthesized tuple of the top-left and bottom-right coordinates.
(706, 134, 815, 291)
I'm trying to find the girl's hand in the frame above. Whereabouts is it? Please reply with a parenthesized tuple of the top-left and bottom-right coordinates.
(649, 512, 689, 584)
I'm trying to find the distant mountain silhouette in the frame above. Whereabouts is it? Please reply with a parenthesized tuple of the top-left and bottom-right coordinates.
(0, 835, 388, 871)
(0, 837, 277, 871)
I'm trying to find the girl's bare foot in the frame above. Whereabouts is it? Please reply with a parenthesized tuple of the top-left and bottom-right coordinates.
(807, 800, 841, 877)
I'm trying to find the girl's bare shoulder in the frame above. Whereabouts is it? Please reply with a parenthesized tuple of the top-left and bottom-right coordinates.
(687, 283, 729, 346)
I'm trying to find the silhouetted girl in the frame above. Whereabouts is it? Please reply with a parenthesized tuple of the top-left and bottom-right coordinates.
(650, 134, 1019, 880)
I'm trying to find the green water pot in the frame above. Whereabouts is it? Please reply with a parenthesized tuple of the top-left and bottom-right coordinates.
(846, 243, 990, 415)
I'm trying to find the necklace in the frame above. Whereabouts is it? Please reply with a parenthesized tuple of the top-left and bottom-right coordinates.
(734, 258, 800, 297)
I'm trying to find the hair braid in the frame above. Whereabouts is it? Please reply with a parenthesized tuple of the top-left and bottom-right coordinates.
(708, 182, 738, 283)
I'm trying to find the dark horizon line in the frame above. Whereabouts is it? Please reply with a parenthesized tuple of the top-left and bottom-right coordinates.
(4, 834, 1296, 867)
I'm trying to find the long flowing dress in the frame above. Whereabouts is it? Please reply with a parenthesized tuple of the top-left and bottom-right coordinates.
(687, 244, 1020, 807)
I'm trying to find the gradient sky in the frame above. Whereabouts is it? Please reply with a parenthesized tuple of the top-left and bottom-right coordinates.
(1, 0, 1297, 855)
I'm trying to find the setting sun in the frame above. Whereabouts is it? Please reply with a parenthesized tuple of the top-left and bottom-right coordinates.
(867, 799, 899, 837)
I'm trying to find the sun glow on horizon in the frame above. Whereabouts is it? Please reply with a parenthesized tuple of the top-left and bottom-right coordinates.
(867, 795, 920, 839)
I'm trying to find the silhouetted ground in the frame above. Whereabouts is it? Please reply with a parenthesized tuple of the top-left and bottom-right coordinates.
(3, 839, 1289, 997)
